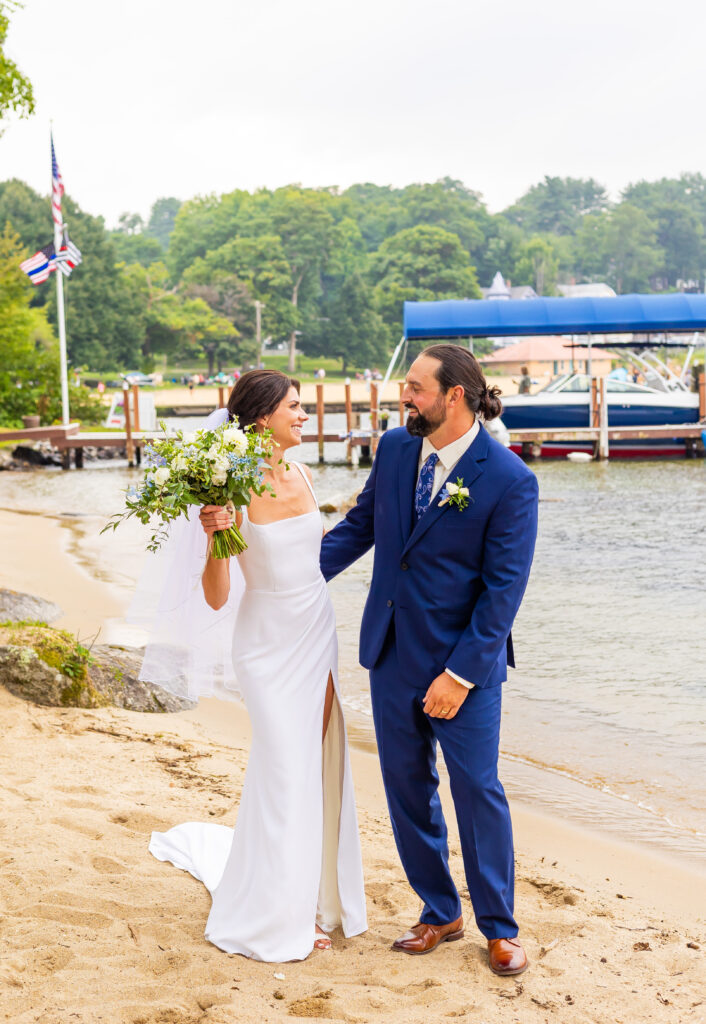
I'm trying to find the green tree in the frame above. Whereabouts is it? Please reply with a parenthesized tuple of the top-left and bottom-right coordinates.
(512, 235, 560, 295)
(181, 233, 296, 346)
(167, 189, 249, 280)
(307, 272, 387, 373)
(0, 1, 33, 129)
(45, 198, 126, 369)
(177, 297, 240, 376)
(370, 224, 481, 350)
(145, 197, 181, 249)
(505, 176, 610, 235)
(112, 232, 163, 267)
(602, 204, 663, 293)
(259, 187, 338, 372)
(181, 276, 259, 368)
(0, 226, 54, 424)
(0, 178, 49, 256)
(0, 226, 101, 425)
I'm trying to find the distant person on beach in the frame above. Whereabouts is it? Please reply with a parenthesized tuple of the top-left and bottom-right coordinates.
(143, 370, 366, 962)
(517, 366, 532, 394)
(321, 344, 538, 978)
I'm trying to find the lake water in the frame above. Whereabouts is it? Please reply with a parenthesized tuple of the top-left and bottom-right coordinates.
(2, 425, 705, 868)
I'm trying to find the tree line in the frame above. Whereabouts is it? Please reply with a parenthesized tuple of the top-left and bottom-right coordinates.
(3, 172, 706, 384)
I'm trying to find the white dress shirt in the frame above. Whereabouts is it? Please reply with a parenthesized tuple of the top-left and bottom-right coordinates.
(416, 419, 480, 690)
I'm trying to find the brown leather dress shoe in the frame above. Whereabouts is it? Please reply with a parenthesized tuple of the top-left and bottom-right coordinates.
(392, 916, 464, 955)
(488, 937, 528, 976)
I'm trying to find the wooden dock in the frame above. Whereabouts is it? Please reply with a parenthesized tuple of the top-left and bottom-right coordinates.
(5, 375, 705, 466)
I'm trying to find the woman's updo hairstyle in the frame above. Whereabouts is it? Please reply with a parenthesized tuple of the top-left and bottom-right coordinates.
(226, 369, 301, 430)
(421, 343, 503, 421)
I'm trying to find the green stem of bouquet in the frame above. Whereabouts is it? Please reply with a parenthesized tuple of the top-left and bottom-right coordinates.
(211, 525, 248, 559)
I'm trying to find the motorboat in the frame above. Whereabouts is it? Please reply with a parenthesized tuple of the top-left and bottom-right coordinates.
(498, 357, 700, 458)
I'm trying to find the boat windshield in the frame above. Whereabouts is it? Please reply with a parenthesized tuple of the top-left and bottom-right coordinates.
(539, 373, 588, 393)
(539, 373, 659, 395)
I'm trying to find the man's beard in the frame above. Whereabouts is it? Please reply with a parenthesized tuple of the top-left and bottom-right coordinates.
(405, 395, 447, 437)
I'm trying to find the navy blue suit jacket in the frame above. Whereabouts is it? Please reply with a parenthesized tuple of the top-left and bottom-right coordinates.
(320, 424, 539, 689)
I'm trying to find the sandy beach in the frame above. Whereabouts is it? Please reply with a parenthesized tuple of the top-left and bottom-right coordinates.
(1, 502, 705, 1024)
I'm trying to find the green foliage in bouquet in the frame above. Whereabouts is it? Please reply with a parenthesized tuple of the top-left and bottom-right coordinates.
(102, 420, 275, 558)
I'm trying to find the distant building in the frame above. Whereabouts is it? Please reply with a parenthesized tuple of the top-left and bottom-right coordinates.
(556, 282, 617, 298)
(481, 336, 614, 381)
(481, 271, 538, 302)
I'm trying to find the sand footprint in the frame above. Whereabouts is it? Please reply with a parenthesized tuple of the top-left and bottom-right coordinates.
(92, 855, 129, 874)
(111, 810, 171, 834)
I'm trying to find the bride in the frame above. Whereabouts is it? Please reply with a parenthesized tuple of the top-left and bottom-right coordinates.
(145, 369, 367, 962)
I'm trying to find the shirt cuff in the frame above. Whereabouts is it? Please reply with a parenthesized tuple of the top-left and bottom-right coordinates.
(445, 667, 475, 690)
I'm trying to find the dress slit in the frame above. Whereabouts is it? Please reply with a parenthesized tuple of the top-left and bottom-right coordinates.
(317, 666, 345, 933)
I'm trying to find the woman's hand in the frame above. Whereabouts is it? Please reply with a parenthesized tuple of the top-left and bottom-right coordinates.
(199, 505, 234, 538)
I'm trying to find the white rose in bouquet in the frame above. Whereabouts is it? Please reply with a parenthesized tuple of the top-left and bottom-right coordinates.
(223, 426, 248, 455)
(153, 466, 171, 487)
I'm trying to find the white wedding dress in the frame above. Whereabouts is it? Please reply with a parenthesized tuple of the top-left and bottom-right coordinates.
(148, 463, 367, 962)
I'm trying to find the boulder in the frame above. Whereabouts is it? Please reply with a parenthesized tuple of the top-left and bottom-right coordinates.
(0, 588, 63, 624)
(0, 625, 193, 713)
(11, 444, 61, 467)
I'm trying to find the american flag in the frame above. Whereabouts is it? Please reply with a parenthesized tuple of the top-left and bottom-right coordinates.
(51, 133, 64, 230)
(55, 231, 82, 276)
(20, 242, 57, 285)
(19, 232, 82, 285)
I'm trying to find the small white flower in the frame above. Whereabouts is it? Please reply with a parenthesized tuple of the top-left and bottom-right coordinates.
(207, 444, 222, 461)
(153, 466, 170, 487)
(171, 455, 189, 472)
(445, 482, 459, 496)
(459, 487, 469, 497)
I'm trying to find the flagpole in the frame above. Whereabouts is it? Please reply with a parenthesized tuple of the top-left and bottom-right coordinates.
(54, 227, 70, 425)
(51, 126, 70, 426)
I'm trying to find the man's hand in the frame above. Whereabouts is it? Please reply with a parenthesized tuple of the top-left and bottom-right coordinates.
(423, 671, 470, 720)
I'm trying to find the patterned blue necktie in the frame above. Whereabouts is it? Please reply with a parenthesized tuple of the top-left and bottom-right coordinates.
(414, 452, 439, 521)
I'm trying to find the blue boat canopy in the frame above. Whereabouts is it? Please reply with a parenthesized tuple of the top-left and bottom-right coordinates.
(403, 293, 706, 339)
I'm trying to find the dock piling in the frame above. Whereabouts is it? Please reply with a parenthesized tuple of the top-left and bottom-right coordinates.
(316, 383, 325, 463)
(370, 382, 379, 455)
(123, 383, 135, 467)
(345, 382, 353, 464)
(598, 377, 609, 459)
(131, 384, 141, 433)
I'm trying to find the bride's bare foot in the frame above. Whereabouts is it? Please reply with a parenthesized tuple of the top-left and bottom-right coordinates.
(314, 926, 332, 951)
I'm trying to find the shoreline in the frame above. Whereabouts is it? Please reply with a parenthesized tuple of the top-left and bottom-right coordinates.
(0, 501, 704, 877)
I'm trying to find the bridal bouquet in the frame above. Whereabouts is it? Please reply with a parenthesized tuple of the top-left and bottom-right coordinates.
(102, 420, 274, 557)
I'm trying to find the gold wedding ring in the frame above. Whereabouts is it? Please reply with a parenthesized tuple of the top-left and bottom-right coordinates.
(440, 708, 450, 716)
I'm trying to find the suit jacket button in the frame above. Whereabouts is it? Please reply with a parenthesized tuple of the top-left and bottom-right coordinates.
(400, 562, 409, 570)
(387, 600, 393, 607)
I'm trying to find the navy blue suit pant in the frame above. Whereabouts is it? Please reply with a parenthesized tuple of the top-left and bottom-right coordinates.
(369, 622, 518, 940)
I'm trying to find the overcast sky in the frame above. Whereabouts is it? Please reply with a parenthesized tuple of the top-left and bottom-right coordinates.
(2, 0, 705, 230)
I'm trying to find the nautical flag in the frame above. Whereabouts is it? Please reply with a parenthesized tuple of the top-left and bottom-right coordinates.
(55, 231, 82, 276)
(20, 242, 57, 285)
(51, 133, 64, 230)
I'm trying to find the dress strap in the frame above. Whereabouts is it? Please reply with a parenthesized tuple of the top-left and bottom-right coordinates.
(292, 461, 318, 507)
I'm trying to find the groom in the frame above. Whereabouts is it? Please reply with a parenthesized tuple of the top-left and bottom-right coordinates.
(320, 344, 538, 976)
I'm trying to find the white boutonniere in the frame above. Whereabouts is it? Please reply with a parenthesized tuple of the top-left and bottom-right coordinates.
(438, 478, 471, 511)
